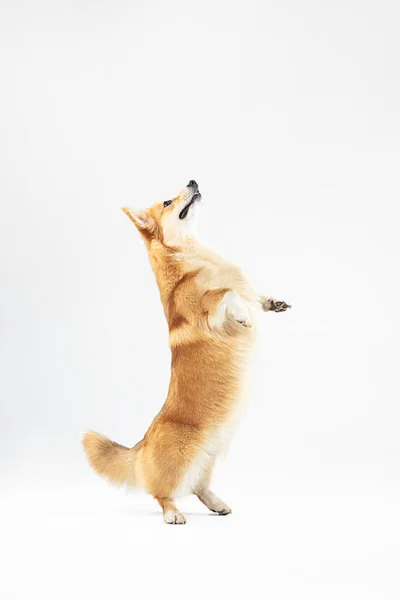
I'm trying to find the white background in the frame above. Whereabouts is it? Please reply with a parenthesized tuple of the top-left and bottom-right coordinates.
(1, 1, 400, 598)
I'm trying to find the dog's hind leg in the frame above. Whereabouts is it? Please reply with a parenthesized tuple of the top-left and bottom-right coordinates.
(156, 497, 187, 525)
(194, 461, 232, 515)
(195, 488, 232, 515)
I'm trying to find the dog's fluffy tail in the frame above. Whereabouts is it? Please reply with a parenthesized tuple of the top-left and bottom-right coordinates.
(82, 431, 140, 487)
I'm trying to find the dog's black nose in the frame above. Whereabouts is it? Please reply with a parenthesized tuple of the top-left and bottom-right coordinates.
(188, 180, 197, 188)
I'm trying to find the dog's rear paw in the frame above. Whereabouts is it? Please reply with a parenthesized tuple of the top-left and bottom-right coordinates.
(212, 504, 232, 515)
(164, 510, 187, 525)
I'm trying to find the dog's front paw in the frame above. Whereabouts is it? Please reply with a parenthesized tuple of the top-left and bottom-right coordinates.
(225, 291, 252, 327)
(261, 297, 292, 313)
(271, 299, 291, 312)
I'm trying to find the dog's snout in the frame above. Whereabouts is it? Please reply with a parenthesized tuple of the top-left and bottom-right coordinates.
(187, 180, 197, 189)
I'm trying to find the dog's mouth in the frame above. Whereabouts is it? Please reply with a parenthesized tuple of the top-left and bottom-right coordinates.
(179, 191, 201, 220)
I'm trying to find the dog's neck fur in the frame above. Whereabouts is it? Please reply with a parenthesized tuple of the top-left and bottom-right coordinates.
(146, 236, 200, 308)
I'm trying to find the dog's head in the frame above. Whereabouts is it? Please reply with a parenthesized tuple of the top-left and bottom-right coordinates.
(122, 180, 201, 247)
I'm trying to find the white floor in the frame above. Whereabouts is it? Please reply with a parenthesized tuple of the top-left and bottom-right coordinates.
(3, 475, 400, 600)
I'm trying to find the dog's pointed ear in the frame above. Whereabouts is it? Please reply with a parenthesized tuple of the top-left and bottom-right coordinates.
(122, 207, 155, 233)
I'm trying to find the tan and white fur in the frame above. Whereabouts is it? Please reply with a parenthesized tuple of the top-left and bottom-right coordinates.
(82, 180, 291, 524)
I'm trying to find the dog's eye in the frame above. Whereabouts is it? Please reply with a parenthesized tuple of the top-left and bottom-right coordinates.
(163, 200, 172, 208)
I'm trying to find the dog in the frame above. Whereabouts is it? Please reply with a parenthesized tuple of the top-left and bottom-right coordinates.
(82, 180, 291, 524)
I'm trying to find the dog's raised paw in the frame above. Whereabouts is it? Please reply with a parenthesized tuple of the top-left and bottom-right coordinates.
(272, 300, 291, 312)
(225, 291, 252, 327)
(261, 297, 291, 313)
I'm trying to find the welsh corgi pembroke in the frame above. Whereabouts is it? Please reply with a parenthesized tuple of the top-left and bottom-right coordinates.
(82, 180, 291, 524)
